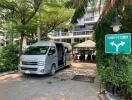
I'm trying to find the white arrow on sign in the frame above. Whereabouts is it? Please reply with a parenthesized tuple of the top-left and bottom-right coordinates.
(110, 41, 125, 52)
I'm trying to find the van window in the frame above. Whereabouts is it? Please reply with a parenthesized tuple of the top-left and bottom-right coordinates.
(65, 47, 71, 53)
(48, 47, 55, 55)
(24, 46, 49, 55)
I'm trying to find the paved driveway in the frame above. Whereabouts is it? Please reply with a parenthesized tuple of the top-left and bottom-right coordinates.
(0, 63, 99, 100)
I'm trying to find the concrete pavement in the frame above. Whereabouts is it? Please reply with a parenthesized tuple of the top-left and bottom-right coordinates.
(0, 62, 100, 100)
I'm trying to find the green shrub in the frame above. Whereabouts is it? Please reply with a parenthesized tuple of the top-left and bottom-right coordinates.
(94, 4, 132, 99)
(0, 44, 19, 72)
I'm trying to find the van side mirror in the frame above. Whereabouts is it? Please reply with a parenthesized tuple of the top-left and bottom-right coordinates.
(48, 47, 55, 55)
(65, 48, 71, 53)
(65, 48, 68, 53)
(48, 50, 54, 55)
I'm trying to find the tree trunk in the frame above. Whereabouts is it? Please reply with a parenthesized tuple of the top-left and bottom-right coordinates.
(19, 33, 24, 57)
(10, 33, 14, 45)
(37, 25, 41, 41)
(9, 22, 13, 45)
(23, 37, 27, 49)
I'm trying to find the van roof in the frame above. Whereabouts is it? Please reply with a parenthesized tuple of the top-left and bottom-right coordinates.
(31, 40, 72, 50)
(31, 40, 56, 47)
(62, 42, 72, 50)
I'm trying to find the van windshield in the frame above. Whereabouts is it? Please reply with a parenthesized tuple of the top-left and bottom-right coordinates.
(24, 46, 49, 55)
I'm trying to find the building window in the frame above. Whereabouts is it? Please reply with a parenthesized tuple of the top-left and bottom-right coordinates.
(61, 39, 71, 43)
(67, 39, 71, 43)
(85, 31, 93, 35)
(85, 24, 94, 30)
(74, 38, 85, 43)
(74, 38, 80, 43)
(84, 11, 94, 21)
(81, 38, 85, 42)
(82, 31, 86, 35)
(55, 39, 60, 42)
(61, 32, 68, 36)
(63, 29, 68, 32)
(73, 30, 93, 36)
(53, 31, 60, 36)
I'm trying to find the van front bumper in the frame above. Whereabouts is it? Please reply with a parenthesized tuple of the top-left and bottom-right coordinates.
(19, 65, 47, 75)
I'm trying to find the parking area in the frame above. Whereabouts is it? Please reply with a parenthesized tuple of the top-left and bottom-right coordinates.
(0, 62, 99, 100)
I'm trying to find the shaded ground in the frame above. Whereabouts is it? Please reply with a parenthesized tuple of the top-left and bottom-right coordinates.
(55, 62, 97, 82)
(0, 62, 99, 100)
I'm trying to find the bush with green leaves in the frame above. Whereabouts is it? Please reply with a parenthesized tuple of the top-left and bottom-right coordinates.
(0, 45, 19, 72)
(94, 4, 132, 99)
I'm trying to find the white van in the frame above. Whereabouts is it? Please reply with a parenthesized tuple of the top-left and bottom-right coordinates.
(19, 40, 72, 75)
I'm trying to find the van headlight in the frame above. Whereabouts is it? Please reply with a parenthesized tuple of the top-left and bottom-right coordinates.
(37, 61, 45, 66)
(19, 61, 22, 65)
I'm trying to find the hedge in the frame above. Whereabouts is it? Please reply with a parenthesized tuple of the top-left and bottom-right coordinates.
(0, 44, 19, 72)
(94, 4, 132, 99)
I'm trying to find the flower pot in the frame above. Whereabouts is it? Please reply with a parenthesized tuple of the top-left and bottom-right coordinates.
(107, 83, 115, 94)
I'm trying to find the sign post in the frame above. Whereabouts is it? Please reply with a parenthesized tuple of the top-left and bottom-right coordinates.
(105, 33, 131, 95)
(105, 33, 131, 54)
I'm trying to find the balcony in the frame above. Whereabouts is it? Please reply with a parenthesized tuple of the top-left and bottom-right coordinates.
(51, 32, 72, 37)
(73, 27, 94, 32)
(73, 30, 93, 36)
(84, 16, 99, 23)
(84, 17, 94, 21)
(49, 30, 93, 40)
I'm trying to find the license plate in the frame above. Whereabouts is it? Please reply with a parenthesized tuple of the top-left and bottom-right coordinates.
(25, 70, 30, 74)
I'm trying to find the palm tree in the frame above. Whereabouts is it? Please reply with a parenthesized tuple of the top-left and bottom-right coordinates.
(66, 0, 132, 23)
(102, 0, 132, 15)
(66, 0, 95, 23)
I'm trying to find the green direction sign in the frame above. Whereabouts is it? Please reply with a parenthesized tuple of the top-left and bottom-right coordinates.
(105, 33, 131, 54)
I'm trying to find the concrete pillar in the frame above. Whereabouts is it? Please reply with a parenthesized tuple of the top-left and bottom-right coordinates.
(71, 38, 74, 44)
(59, 29, 62, 36)
(60, 39, 62, 42)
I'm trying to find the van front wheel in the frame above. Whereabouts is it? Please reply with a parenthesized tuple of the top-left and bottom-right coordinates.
(50, 64, 56, 76)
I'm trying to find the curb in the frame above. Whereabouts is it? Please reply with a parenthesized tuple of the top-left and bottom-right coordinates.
(98, 92, 126, 100)
(98, 92, 107, 100)
(0, 70, 18, 77)
(106, 93, 125, 100)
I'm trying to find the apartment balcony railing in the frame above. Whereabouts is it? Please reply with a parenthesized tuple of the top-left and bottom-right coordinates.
(84, 16, 99, 23)
(73, 27, 93, 32)
(50, 30, 93, 37)
(73, 31, 93, 36)
(51, 32, 72, 37)
(84, 17, 94, 21)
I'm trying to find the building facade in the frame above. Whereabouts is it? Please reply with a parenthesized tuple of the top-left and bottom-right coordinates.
(49, 5, 101, 44)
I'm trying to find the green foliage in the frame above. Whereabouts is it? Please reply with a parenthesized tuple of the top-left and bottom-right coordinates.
(122, 4, 132, 98)
(0, 0, 74, 43)
(121, 4, 132, 33)
(65, 0, 100, 23)
(0, 45, 19, 72)
(94, 4, 132, 99)
(32, 2, 74, 38)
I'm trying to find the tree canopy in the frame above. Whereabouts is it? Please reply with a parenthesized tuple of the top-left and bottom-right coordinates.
(0, 0, 74, 54)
